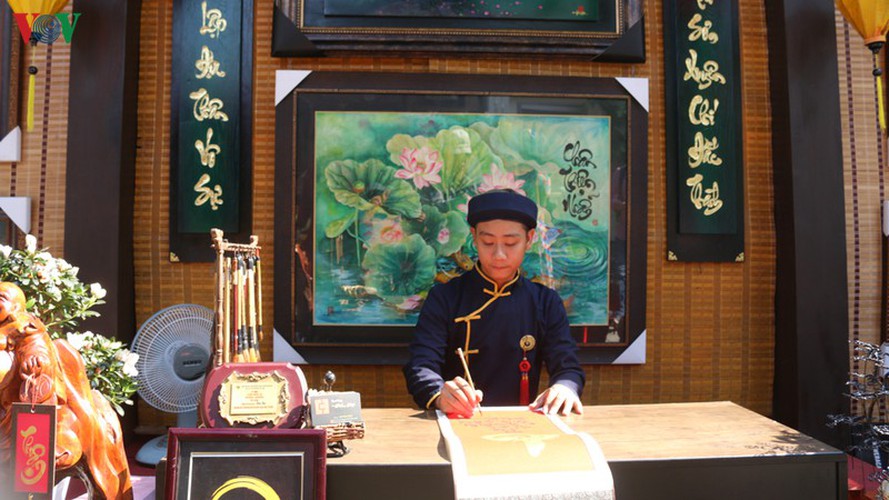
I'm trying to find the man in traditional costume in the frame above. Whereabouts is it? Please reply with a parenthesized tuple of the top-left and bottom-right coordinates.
(404, 189, 585, 418)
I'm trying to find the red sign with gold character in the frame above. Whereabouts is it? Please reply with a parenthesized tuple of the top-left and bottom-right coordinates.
(12, 403, 56, 495)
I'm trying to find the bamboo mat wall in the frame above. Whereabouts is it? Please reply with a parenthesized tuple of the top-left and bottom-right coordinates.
(836, 10, 889, 418)
(0, 12, 71, 253)
(131, 0, 777, 428)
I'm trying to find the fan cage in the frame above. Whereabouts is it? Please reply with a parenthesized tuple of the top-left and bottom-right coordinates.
(133, 304, 214, 414)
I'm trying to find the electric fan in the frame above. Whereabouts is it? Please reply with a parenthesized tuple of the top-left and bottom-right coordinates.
(133, 304, 213, 465)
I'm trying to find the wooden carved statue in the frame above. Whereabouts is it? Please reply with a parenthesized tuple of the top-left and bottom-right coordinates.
(0, 282, 133, 499)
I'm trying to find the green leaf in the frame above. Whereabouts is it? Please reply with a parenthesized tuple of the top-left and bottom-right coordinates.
(403, 206, 470, 257)
(325, 159, 422, 219)
(325, 212, 358, 239)
(432, 127, 499, 197)
(362, 234, 436, 304)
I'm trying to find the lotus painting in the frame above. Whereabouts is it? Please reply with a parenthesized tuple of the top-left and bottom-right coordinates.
(312, 111, 616, 328)
(322, 0, 601, 21)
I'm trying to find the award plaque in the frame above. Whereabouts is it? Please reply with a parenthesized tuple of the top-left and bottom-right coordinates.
(201, 362, 308, 429)
(218, 370, 289, 426)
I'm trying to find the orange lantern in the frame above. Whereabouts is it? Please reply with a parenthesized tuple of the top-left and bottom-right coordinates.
(5, 0, 71, 131)
(836, 0, 889, 131)
(7, 0, 69, 16)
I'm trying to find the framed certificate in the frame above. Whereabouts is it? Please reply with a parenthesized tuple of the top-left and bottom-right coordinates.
(166, 428, 326, 500)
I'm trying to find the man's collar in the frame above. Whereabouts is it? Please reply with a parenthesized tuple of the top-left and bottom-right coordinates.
(474, 263, 520, 295)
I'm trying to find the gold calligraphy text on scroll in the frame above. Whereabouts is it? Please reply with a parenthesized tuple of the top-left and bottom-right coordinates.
(194, 173, 224, 210)
(688, 13, 719, 44)
(686, 174, 723, 215)
(195, 46, 226, 79)
(684, 49, 726, 90)
(18, 425, 47, 486)
(688, 95, 719, 126)
(195, 128, 222, 168)
(688, 132, 723, 168)
(200, 1, 227, 38)
(697, 0, 714, 10)
(190, 88, 229, 122)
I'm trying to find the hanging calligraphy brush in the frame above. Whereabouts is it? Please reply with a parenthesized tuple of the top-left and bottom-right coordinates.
(836, 0, 889, 131)
(6, 0, 70, 131)
(223, 256, 231, 363)
(246, 255, 259, 362)
(255, 254, 264, 344)
(238, 254, 248, 362)
(232, 254, 243, 362)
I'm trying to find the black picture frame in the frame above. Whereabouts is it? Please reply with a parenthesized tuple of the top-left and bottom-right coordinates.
(274, 71, 648, 365)
(165, 428, 326, 500)
(271, 0, 645, 61)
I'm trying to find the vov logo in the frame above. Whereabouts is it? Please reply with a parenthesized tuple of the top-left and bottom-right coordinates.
(11, 11, 80, 44)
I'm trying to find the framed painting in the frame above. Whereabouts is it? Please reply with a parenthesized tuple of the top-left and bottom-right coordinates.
(275, 71, 648, 364)
(271, 0, 645, 61)
(165, 428, 326, 500)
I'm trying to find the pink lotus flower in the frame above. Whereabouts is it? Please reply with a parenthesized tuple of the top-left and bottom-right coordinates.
(437, 228, 450, 245)
(457, 194, 472, 214)
(370, 217, 405, 244)
(395, 146, 443, 189)
(396, 294, 423, 311)
(478, 164, 526, 195)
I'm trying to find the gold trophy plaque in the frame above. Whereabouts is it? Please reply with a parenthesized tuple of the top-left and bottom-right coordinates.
(218, 370, 289, 426)
(201, 362, 308, 429)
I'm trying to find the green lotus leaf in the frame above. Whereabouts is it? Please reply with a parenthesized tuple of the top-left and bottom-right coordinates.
(431, 126, 501, 197)
(362, 234, 436, 304)
(404, 206, 470, 257)
(324, 211, 357, 239)
(437, 211, 471, 256)
(471, 118, 598, 177)
(324, 159, 422, 219)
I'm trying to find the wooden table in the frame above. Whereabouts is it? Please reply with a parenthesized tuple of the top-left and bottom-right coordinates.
(328, 402, 846, 500)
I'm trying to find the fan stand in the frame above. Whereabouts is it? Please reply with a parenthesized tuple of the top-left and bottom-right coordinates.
(135, 410, 198, 466)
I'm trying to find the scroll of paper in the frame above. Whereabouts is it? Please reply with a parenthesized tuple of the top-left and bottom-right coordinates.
(437, 407, 614, 500)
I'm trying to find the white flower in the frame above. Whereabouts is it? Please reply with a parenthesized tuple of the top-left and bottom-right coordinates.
(25, 234, 37, 252)
(66, 331, 88, 350)
(90, 283, 107, 299)
(120, 350, 139, 377)
(0, 245, 11, 258)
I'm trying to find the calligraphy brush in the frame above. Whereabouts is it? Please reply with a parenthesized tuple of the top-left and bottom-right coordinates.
(235, 254, 246, 362)
(247, 255, 259, 362)
(223, 256, 232, 363)
(255, 254, 264, 342)
(456, 347, 482, 415)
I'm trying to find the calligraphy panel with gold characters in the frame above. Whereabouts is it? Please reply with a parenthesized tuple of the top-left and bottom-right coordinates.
(664, 0, 744, 262)
(170, 0, 253, 262)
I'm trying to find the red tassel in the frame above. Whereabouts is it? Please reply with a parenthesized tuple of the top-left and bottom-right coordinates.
(519, 358, 531, 405)
(520, 375, 529, 405)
